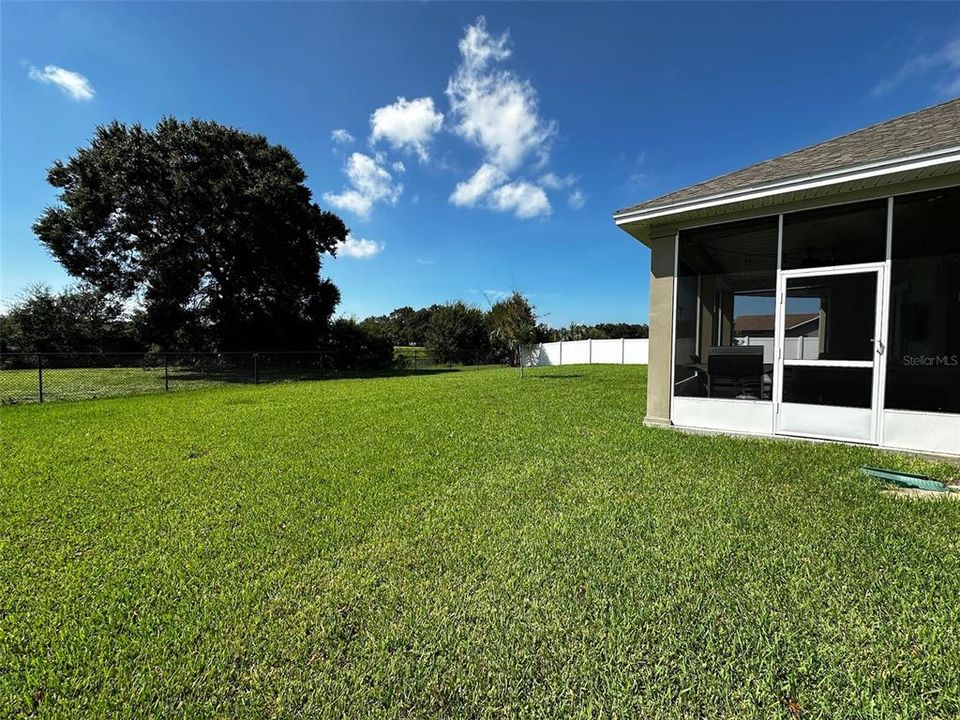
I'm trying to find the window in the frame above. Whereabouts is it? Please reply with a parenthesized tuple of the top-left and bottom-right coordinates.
(783, 272, 876, 362)
(885, 186, 960, 414)
(782, 366, 873, 408)
(782, 199, 887, 270)
(674, 217, 778, 400)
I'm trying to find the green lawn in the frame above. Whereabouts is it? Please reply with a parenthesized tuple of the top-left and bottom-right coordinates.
(1, 366, 958, 718)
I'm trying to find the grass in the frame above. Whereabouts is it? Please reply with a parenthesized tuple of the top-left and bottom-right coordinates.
(1, 365, 959, 718)
(0, 365, 229, 404)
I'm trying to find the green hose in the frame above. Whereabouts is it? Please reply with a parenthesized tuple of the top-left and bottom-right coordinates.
(860, 466, 949, 493)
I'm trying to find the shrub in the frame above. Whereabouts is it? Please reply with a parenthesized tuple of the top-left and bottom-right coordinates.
(325, 318, 396, 371)
(485, 292, 542, 365)
(426, 302, 490, 365)
(0, 283, 142, 354)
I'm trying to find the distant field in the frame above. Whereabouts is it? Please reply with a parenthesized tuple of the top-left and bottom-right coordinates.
(2, 366, 959, 717)
(0, 349, 493, 404)
(394, 345, 429, 360)
(394, 346, 502, 371)
(0, 364, 314, 404)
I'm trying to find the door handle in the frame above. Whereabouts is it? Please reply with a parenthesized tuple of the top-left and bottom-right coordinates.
(877, 340, 885, 356)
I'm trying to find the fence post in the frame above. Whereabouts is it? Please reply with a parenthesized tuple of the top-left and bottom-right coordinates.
(253, 353, 259, 384)
(588, 338, 593, 364)
(559, 340, 563, 367)
(37, 354, 43, 404)
(622, 337, 626, 364)
(164, 354, 170, 391)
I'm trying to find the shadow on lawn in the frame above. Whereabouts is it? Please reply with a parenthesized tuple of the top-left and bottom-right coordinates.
(527, 373, 584, 380)
(169, 366, 461, 386)
(0, 362, 469, 406)
(325, 367, 460, 381)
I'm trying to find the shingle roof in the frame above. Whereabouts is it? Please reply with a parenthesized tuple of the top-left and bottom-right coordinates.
(616, 98, 960, 216)
(735, 313, 819, 334)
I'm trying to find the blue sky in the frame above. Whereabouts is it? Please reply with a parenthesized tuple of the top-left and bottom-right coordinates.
(2, 2, 958, 325)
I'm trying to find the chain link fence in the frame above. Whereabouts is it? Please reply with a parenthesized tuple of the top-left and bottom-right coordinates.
(0, 349, 500, 405)
(0, 352, 330, 405)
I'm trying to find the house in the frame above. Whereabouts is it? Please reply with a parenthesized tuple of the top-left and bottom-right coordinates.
(732, 313, 820, 366)
(734, 313, 819, 339)
(614, 99, 960, 456)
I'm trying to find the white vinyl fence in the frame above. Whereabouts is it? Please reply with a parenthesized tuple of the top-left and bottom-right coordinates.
(735, 336, 820, 363)
(521, 336, 812, 367)
(521, 338, 649, 367)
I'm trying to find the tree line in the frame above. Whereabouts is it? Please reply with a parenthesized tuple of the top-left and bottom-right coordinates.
(358, 300, 647, 364)
(0, 283, 394, 371)
(1, 285, 646, 368)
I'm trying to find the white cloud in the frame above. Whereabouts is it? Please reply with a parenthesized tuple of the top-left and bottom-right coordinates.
(943, 74, 960, 96)
(27, 64, 94, 101)
(323, 152, 403, 219)
(446, 17, 556, 173)
(323, 189, 373, 217)
(459, 18, 511, 70)
(331, 128, 355, 144)
(443, 17, 576, 222)
(335, 235, 384, 259)
(451, 168, 553, 218)
(415, 258, 436, 265)
(539, 172, 575, 190)
(488, 181, 551, 219)
(449, 163, 506, 207)
(873, 36, 960, 96)
(344, 153, 401, 201)
(544, 173, 585, 209)
(370, 96, 444, 162)
(323, 16, 574, 224)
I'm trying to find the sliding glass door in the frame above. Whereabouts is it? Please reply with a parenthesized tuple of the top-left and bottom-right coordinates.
(775, 264, 886, 443)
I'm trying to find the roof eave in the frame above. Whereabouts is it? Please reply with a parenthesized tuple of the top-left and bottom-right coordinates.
(786, 316, 819, 331)
(612, 146, 960, 229)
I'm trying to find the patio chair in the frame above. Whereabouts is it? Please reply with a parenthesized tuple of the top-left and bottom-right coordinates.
(707, 346, 764, 399)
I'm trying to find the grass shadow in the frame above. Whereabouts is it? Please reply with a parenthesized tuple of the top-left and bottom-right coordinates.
(327, 367, 463, 381)
(528, 373, 584, 380)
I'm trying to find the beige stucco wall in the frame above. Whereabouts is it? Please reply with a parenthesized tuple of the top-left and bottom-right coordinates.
(644, 230, 676, 426)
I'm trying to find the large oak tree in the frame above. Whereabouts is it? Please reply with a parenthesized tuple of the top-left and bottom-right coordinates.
(34, 118, 346, 350)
